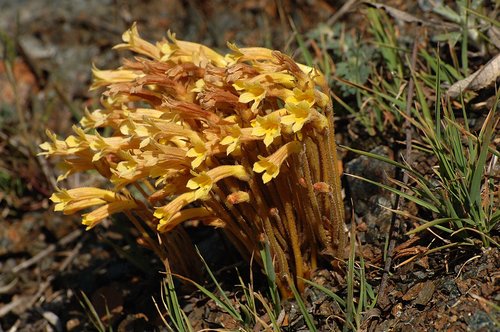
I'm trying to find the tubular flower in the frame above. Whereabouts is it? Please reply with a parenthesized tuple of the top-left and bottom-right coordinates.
(51, 187, 116, 214)
(186, 139, 210, 168)
(157, 207, 213, 232)
(82, 199, 138, 230)
(91, 66, 143, 90)
(253, 141, 302, 183)
(251, 112, 281, 147)
(220, 124, 242, 155)
(51, 188, 138, 230)
(187, 165, 250, 200)
(233, 80, 266, 112)
(154, 191, 198, 226)
(41, 24, 346, 294)
(282, 101, 312, 133)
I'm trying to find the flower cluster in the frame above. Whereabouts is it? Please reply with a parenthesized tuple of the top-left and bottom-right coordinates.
(40, 24, 345, 294)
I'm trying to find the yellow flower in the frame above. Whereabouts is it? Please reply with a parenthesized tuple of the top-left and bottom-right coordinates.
(253, 141, 302, 183)
(157, 207, 213, 233)
(225, 43, 274, 64)
(82, 199, 138, 230)
(159, 31, 227, 67)
(113, 22, 161, 60)
(285, 88, 315, 106)
(50, 187, 137, 230)
(51, 187, 116, 214)
(220, 125, 242, 155)
(251, 112, 281, 147)
(233, 80, 266, 112)
(154, 191, 198, 226)
(90, 65, 142, 90)
(186, 139, 209, 169)
(186, 165, 250, 200)
(281, 101, 312, 133)
(186, 171, 212, 200)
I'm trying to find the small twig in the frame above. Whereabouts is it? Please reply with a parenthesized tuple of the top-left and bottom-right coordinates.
(11, 229, 81, 274)
(0, 276, 53, 318)
(58, 241, 83, 272)
(327, 0, 360, 26)
(455, 254, 481, 280)
(377, 25, 421, 309)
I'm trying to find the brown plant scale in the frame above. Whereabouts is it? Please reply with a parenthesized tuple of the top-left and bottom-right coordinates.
(40, 23, 345, 296)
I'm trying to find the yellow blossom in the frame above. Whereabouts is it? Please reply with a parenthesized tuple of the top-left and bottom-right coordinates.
(220, 125, 242, 155)
(285, 88, 315, 106)
(253, 141, 302, 183)
(50, 187, 137, 230)
(186, 171, 212, 200)
(82, 199, 138, 230)
(90, 65, 142, 90)
(251, 112, 281, 146)
(233, 80, 266, 112)
(186, 165, 250, 200)
(157, 207, 213, 233)
(51, 187, 116, 214)
(186, 139, 209, 169)
(282, 101, 312, 133)
(154, 191, 198, 226)
(159, 31, 226, 67)
(113, 22, 161, 59)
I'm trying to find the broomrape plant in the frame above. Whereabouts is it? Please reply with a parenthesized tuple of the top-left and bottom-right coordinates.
(40, 24, 345, 295)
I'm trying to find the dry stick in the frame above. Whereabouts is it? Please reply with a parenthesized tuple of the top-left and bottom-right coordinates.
(377, 27, 420, 309)
(12, 229, 82, 274)
(3, 231, 84, 318)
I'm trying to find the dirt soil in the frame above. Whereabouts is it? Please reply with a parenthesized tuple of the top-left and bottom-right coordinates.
(0, 1, 498, 331)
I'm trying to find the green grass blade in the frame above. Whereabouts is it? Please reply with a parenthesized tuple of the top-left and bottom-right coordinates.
(260, 238, 281, 315)
(300, 277, 346, 308)
(346, 173, 440, 213)
(78, 291, 107, 332)
(288, 278, 317, 332)
(407, 217, 464, 235)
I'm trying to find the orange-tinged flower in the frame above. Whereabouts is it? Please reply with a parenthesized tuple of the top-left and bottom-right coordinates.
(233, 80, 266, 112)
(251, 112, 281, 146)
(51, 187, 116, 213)
(186, 139, 209, 169)
(187, 165, 250, 200)
(159, 31, 226, 67)
(285, 88, 315, 106)
(82, 199, 138, 230)
(154, 191, 198, 226)
(253, 141, 302, 183)
(157, 207, 213, 232)
(282, 101, 312, 133)
(113, 22, 161, 60)
(220, 125, 242, 155)
(90, 65, 143, 90)
(186, 171, 212, 200)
